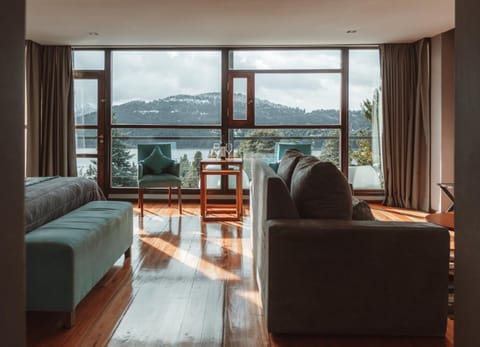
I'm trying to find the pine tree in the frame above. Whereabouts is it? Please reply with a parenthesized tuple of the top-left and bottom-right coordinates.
(179, 154, 190, 179)
(111, 128, 138, 187)
(350, 129, 373, 165)
(350, 88, 379, 166)
(238, 129, 284, 157)
(84, 160, 97, 180)
(318, 130, 340, 167)
(183, 151, 203, 188)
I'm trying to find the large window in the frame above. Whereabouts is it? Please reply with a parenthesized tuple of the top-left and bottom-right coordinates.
(228, 49, 343, 128)
(73, 48, 383, 195)
(108, 50, 222, 189)
(228, 49, 343, 176)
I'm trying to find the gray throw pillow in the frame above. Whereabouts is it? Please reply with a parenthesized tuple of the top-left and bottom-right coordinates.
(290, 156, 352, 220)
(277, 149, 304, 190)
(352, 197, 376, 220)
(143, 146, 174, 174)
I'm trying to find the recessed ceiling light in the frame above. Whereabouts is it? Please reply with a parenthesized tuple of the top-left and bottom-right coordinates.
(88, 32, 99, 36)
(346, 30, 357, 34)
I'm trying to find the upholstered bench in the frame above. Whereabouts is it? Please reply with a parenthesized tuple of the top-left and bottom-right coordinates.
(25, 201, 133, 327)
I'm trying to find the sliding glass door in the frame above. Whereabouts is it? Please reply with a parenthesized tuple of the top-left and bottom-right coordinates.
(73, 73, 106, 191)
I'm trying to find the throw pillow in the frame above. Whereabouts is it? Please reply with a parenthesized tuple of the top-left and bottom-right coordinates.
(352, 197, 376, 220)
(277, 149, 304, 190)
(290, 156, 352, 220)
(142, 146, 174, 174)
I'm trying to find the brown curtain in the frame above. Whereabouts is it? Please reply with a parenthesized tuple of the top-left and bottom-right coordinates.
(25, 40, 77, 177)
(381, 39, 431, 211)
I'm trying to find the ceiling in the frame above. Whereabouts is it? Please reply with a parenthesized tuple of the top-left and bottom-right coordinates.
(26, 0, 455, 46)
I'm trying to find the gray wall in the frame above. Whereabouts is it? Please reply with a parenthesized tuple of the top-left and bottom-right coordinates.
(456, 0, 480, 345)
(0, 0, 26, 345)
(431, 30, 455, 212)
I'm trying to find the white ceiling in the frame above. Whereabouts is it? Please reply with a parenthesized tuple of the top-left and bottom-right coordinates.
(26, 0, 455, 46)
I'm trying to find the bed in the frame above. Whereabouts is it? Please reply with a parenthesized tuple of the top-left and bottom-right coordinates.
(24, 176, 105, 233)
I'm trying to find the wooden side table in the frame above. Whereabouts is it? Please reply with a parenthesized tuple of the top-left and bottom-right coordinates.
(426, 212, 455, 230)
(200, 159, 243, 222)
(438, 183, 455, 212)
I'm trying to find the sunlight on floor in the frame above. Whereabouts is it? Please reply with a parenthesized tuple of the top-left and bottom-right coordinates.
(141, 236, 241, 281)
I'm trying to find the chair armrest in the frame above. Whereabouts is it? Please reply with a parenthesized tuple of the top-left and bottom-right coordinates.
(138, 161, 144, 180)
(167, 162, 180, 177)
(261, 219, 450, 335)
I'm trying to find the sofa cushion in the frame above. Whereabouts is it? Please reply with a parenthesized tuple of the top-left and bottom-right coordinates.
(290, 156, 352, 220)
(352, 197, 376, 220)
(267, 175, 300, 220)
(277, 149, 304, 189)
(143, 146, 174, 174)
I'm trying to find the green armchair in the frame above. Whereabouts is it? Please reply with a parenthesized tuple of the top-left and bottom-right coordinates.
(137, 143, 182, 216)
(274, 142, 312, 161)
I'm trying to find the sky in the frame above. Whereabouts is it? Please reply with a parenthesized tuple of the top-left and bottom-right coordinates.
(73, 49, 380, 115)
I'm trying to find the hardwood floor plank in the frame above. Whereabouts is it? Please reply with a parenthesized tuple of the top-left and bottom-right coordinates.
(223, 219, 269, 347)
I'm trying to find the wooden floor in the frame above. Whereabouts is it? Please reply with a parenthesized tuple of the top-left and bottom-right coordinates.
(26, 203, 454, 347)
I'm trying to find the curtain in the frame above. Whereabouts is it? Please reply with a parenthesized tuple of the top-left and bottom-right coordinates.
(25, 40, 77, 177)
(381, 39, 431, 211)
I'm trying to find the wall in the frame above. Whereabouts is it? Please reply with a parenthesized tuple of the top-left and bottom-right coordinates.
(0, 0, 26, 345)
(431, 29, 455, 212)
(455, 0, 480, 345)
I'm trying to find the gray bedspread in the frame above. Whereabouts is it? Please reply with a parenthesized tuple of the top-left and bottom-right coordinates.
(25, 176, 106, 233)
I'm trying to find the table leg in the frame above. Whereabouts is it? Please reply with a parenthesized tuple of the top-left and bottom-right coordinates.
(200, 170, 205, 218)
(238, 171, 243, 217)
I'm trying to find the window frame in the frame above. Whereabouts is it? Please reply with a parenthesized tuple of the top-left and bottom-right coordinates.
(72, 46, 384, 198)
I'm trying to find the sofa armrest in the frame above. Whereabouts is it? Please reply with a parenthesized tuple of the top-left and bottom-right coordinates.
(262, 219, 450, 335)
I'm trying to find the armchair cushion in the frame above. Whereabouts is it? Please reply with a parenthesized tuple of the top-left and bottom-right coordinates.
(143, 146, 174, 174)
(166, 162, 180, 177)
(138, 174, 182, 188)
(291, 156, 352, 220)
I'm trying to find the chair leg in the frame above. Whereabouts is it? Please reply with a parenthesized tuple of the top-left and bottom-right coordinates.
(168, 186, 172, 207)
(140, 188, 144, 217)
(178, 186, 182, 214)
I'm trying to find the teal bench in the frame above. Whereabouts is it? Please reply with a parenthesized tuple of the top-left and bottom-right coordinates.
(25, 201, 133, 327)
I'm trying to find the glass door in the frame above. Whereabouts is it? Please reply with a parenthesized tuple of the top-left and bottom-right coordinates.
(73, 72, 106, 191)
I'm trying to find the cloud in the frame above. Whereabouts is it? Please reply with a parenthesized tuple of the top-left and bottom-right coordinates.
(233, 49, 341, 69)
(349, 49, 381, 110)
(255, 73, 341, 111)
(112, 51, 221, 105)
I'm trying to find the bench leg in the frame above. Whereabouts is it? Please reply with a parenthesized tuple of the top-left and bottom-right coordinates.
(124, 246, 131, 259)
(63, 310, 75, 329)
(139, 188, 144, 217)
(168, 186, 172, 207)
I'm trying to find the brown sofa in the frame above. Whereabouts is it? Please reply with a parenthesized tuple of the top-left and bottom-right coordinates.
(250, 156, 450, 336)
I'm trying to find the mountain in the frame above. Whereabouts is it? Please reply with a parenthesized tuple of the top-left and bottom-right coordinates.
(77, 92, 371, 131)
